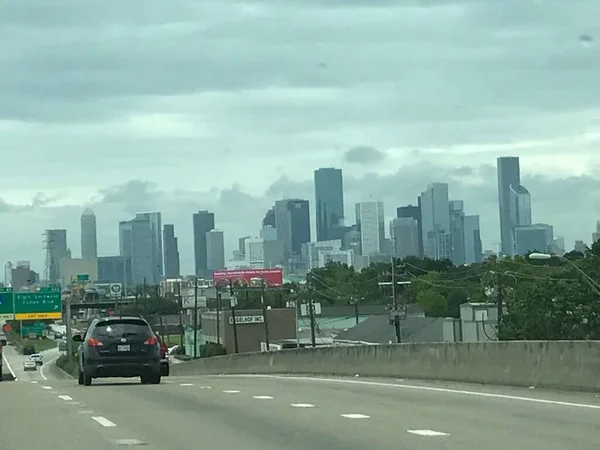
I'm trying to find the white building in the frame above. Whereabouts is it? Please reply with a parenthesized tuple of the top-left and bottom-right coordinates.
(355, 202, 385, 256)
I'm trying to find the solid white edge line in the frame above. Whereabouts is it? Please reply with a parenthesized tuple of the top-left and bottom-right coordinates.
(219, 374, 600, 410)
(92, 416, 116, 427)
(291, 403, 316, 408)
(40, 355, 60, 381)
(2, 352, 17, 381)
(340, 413, 370, 419)
(253, 395, 273, 399)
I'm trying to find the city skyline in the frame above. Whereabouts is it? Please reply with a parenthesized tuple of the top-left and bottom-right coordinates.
(4, 156, 597, 279)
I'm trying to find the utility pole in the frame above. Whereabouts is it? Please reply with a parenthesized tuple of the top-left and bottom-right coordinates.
(216, 290, 221, 346)
(308, 281, 316, 347)
(261, 280, 270, 351)
(496, 274, 503, 340)
(391, 257, 401, 343)
(65, 294, 73, 358)
(229, 281, 239, 353)
(193, 277, 198, 359)
(176, 281, 184, 348)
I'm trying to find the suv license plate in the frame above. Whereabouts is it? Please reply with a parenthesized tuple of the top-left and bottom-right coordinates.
(117, 345, 130, 352)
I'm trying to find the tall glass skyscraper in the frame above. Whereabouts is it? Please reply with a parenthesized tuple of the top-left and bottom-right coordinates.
(80, 208, 97, 260)
(419, 183, 451, 260)
(314, 168, 344, 241)
(275, 199, 311, 258)
(193, 210, 215, 277)
(497, 156, 521, 256)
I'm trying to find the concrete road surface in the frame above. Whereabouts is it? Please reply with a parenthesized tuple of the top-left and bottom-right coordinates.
(0, 364, 599, 449)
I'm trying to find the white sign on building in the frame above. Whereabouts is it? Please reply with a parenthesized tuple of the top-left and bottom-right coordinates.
(229, 315, 264, 325)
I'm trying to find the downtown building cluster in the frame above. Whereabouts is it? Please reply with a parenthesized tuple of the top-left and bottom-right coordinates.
(2, 156, 596, 290)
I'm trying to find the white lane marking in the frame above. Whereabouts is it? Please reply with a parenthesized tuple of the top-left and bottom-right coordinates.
(30, 381, 38, 384)
(341, 414, 370, 419)
(223, 390, 240, 393)
(79, 410, 94, 414)
(116, 439, 146, 446)
(2, 353, 17, 381)
(407, 429, 449, 436)
(180, 383, 194, 386)
(40, 355, 59, 380)
(58, 395, 73, 401)
(199, 386, 212, 389)
(291, 403, 315, 408)
(228, 375, 600, 410)
(41, 385, 53, 390)
(253, 395, 273, 399)
(92, 416, 116, 427)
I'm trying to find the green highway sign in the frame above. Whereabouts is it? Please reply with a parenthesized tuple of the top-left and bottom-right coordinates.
(0, 289, 14, 320)
(22, 321, 46, 336)
(14, 290, 62, 320)
(77, 274, 89, 281)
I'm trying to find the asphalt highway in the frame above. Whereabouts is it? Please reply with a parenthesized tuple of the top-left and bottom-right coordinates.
(1, 350, 599, 449)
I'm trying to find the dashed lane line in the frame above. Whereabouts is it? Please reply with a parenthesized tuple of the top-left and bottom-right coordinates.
(92, 416, 117, 427)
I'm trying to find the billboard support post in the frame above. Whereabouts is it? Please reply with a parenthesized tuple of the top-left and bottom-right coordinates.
(261, 280, 269, 351)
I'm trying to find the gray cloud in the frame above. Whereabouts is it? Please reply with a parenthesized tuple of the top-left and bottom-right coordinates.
(343, 146, 386, 164)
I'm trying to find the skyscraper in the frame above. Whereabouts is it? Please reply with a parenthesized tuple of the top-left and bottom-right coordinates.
(390, 217, 420, 259)
(450, 200, 465, 265)
(193, 210, 215, 277)
(206, 229, 225, 271)
(314, 167, 344, 241)
(274, 199, 311, 259)
(119, 216, 161, 285)
(136, 212, 163, 278)
(163, 224, 180, 278)
(419, 183, 451, 260)
(46, 229, 68, 285)
(397, 204, 422, 256)
(355, 202, 385, 256)
(81, 208, 97, 259)
(464, 215, 483, 264)
(497, 156, 521, 256)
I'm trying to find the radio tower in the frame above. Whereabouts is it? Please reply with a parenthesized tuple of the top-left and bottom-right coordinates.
(43, 231, 53, 286)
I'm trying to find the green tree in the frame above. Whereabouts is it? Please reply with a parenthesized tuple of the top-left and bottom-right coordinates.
(416, 289, 447, 316)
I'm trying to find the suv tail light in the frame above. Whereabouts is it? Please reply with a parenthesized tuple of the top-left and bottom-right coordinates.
(144, 336, 158, 345)
(87, 338, 103, 347)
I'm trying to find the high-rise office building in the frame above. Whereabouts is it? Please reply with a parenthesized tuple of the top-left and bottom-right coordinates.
(163, 224, 180, 278)
(397, 204, 422, 256)
(206, 229, 225, 271)
(97, 256, 130, 285)
(136, 212, 163, 278)
(390, 217, 420, 259)
(515, 223, 553, 256)
(46, 229, 68, 285)
(314, 167, 344, 241)
(81, 208, 97, 259)
(463, 215, 483, 264)
(274, 199, 311, 258)
(262, 208, 276, 228)
(419, 183, 452, 260)
(355, 202, 385, 256)
(450, 200, 465, 265)
(592, 220, 600, 243)
(497, 156, 521, 256)
(193, 210, 215, 277)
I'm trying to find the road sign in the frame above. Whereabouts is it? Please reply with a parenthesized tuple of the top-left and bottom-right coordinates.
(77, 274, 89, 281)
(0, 290, 14, 320)
(22, 322, 45, 336)
(14, 291, 62, 320)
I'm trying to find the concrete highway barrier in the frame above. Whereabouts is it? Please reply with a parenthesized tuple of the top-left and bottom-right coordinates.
(171, 340, 600, 391)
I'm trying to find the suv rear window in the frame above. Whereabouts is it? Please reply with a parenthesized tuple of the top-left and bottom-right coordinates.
(93, 319, 153, 338)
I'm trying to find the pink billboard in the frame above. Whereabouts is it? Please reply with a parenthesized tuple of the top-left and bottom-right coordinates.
(212, 268, 284, 288)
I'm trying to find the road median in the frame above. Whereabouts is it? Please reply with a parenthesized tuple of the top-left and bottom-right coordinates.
(170, 340, 600, 392)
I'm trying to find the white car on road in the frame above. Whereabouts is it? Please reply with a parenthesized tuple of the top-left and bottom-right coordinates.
(30, 354, 43, 366)
(23, 360, 37, 371)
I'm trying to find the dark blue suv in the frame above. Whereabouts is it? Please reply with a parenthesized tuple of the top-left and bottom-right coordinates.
(74, 316, 162, 385)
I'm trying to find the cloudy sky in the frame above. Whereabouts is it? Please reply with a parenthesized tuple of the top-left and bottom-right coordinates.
(1, 0, 599, 275)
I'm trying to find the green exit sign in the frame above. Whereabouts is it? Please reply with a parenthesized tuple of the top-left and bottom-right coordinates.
(77, 274, 90, 281)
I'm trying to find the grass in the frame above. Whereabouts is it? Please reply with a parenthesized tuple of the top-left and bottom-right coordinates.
(24, 338, 57, 353)
(163, 334, 183, 346)
(56, 354, 79, 378)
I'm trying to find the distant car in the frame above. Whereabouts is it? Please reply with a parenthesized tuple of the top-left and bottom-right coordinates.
(74, 316, 162, 386)
(30, 354, 43, 365)
(23, 360, 37, 371)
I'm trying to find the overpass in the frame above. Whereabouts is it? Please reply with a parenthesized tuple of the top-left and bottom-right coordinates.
(66, 299, 135, 309)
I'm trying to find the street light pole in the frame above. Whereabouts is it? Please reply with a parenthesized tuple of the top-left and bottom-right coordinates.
(229, 281, 239, 353)
(261, 280, 270, 351)
(193, 277, 198, 359)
